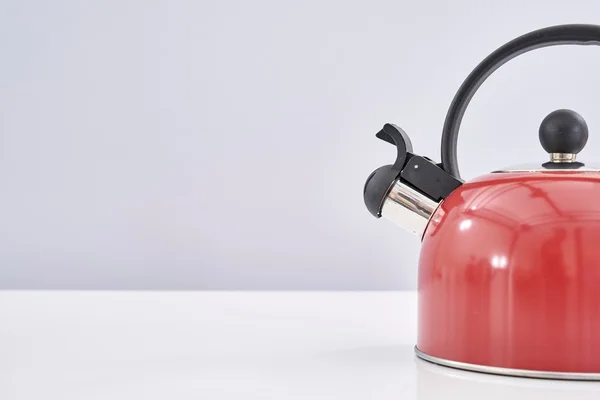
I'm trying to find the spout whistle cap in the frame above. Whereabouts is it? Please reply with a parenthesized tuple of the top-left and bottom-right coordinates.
(364, 124, 414, 218)
(363, 164, 398, 217)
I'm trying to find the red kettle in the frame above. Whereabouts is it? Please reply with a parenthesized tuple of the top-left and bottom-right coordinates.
(363, 24, 600, 380)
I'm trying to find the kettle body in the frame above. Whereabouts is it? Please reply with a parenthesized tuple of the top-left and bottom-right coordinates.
(419, 172, 600, 375)
(363, 24, 600, 379)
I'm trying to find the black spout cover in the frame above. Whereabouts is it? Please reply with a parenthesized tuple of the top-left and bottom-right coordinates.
(363, 164, 398, 217)
(364, 124, 463, 218)
(401, 156, 464, 202)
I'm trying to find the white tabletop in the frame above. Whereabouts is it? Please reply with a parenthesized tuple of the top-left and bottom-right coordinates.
(1, 291, 600, 399)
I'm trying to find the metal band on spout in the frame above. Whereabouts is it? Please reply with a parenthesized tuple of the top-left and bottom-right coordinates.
(381, 180, 439, 237)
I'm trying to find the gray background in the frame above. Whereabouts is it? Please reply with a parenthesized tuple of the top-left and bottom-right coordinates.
(1, 0, 600, 289)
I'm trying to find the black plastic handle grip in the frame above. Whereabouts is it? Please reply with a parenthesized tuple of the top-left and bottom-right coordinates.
(441, 24, 600, 179)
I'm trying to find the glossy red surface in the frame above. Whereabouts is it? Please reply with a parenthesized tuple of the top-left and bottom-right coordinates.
(418, 171, 600, 372)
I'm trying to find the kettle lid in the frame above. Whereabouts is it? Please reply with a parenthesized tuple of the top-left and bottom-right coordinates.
(494, 109, 600, 173)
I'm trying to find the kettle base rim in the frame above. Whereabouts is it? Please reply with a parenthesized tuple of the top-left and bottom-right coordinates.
(414, 346, 600, 381)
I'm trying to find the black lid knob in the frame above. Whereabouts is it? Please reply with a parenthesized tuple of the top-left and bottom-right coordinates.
(539, 109, 588, 155)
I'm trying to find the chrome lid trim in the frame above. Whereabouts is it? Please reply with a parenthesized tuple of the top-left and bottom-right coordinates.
(493, 161, 600, 173)
(494, 167, 600, 173)
(415, 346, 600, 380)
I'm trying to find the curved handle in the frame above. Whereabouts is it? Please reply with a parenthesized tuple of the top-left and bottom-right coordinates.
(441, 24, 600, 178)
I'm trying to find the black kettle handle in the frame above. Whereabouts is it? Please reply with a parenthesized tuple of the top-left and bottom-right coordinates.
(441, 24, 600, 178)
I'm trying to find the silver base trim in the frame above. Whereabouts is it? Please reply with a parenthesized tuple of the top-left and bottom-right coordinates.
(414, 346, 600, 381)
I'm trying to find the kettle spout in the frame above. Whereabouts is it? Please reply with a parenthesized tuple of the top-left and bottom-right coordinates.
(364, 166, 439, 236)
(363, 123, 463, 237)
(381, 179, 440, 236)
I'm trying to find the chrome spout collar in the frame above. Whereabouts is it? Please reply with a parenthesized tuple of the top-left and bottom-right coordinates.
(380, 180, 439, 237)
